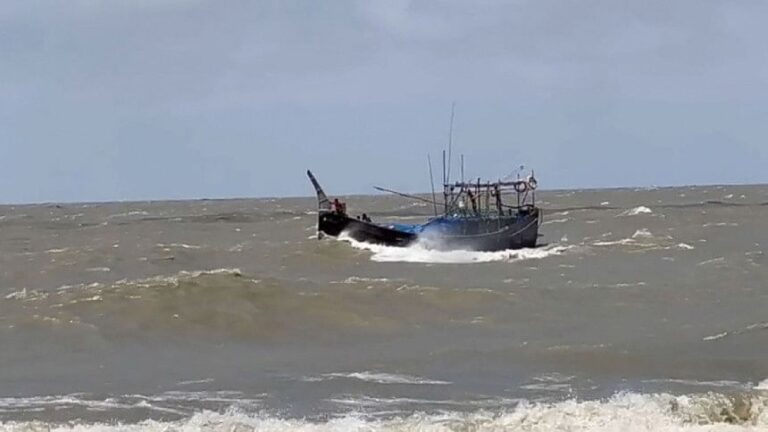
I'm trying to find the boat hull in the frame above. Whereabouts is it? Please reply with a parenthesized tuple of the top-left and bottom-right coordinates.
(318, 209, 540, 252)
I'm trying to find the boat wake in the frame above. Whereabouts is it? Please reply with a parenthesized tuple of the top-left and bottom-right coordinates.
(340, 234, 574, 264)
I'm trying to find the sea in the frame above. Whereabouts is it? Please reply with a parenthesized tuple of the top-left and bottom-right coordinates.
(1, 185, 768, 431)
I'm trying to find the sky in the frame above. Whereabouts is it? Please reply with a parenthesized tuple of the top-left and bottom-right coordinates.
(1, 0, 767, 203)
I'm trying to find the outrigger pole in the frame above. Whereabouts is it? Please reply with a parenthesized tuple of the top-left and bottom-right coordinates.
(373, 186, 444, 208)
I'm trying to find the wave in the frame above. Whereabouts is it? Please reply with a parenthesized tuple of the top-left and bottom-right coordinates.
(702, 321, 768, 342)
(3, 269, 513, 339)
(618, 206, 654, 217)
(307, 372, 451, 385)
(591, 229, 695, 253)
(758, 380, 768, 391)
(2, 391, 768, 431)
(0, 391, 263, 420)
(341, 235, 574, 264)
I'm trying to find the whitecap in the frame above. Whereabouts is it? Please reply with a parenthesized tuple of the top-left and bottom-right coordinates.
(312, 371, 451, 385)
(618, 206, 653, 217)
(703, 222, 739, 228)
(703, 332, 729, 341)
(331, 277, 394, 284)
(175, 378, 214, 387)
(632, 228, 654, 239)
(697, 257, 725, 266)
(44, 248, 69, 254)
(85, 267, 112, 273)
(156, 243, 202, 250)
(592, 239, 636, 247)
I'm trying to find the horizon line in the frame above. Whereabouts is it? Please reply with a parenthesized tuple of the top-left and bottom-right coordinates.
(0, 180, 765, 207)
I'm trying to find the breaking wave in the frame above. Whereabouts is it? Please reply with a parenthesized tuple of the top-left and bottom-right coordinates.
(2, 391, 768, 431)
(592, 229, 694, 252)
(618, 206, 654, 217)
(340, 235, 574, 264)
(305, 372, 451, 385)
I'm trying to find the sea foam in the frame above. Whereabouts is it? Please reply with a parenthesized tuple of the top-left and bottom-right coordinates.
(2, 391, 768, 431)
(308, 371, 451, 385)
(340, 234, 573, 264)
(618, 206, 654, 217)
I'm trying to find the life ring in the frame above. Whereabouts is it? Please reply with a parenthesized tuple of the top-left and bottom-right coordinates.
(514, 182, 528, 193)
(527, 176, 538, 190)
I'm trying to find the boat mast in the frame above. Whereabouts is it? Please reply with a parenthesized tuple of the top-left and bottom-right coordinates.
(427, 154, 438, 217)
(446, 102, 455, 187)
(442, 150, 447, 214)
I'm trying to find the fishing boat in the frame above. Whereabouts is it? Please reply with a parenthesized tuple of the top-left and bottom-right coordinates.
(307, 167, 542, 252)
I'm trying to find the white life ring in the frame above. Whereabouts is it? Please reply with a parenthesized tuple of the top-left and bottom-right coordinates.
(514, 182, 528, 193)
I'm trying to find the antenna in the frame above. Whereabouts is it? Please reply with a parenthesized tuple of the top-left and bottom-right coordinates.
(446, 102, 455, 184)
(460, 154, 465, 183)
(427, 154, 438, 217)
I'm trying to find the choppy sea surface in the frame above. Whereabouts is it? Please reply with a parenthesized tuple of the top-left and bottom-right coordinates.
(2, 185, 768, 431)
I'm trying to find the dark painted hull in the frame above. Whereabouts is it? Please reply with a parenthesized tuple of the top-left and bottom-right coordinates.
(318, 208, 540, 251)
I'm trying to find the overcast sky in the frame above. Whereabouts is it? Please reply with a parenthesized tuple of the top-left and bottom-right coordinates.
(1, 1, 767, 203)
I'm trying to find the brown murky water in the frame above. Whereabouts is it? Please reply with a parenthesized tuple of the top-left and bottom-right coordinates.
(2, 185, 768, 430)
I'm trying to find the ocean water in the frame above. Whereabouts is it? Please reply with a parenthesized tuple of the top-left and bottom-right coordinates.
(2, 185, 768, 431)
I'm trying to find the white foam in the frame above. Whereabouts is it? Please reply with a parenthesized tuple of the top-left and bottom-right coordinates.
(316, 371, 451, 385)
(593, 239, 636, 247)
(702, 332, 729, 341)
(85, 267, 112, 273)
(542, 218, 570, 225)
(619, 206, 653, 217)
(44, 248, 70, 254)
(4, 288, 28, 300)
(643, 379, 747, 389)
(176, 378, 215, 386)
(48, 269, 247, 295)
(107, 210, 149, 218)
(3, 392, 767, 431)
(757, 379, 768, 390)
(697, 257, 725, 267)
(341, 235, 573, 264)
(331, 277, 394, 285)
(156, 243, 202, 250)
(632, 228, 654, 239)
(703, 222, 739, 228)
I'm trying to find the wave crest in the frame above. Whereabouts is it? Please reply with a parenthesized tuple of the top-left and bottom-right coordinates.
(3, 270, 514, 340)
(2, 391, 768, 431)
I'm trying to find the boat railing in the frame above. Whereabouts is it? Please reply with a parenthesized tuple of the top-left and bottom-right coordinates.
(441, 174, 537, 217)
